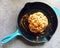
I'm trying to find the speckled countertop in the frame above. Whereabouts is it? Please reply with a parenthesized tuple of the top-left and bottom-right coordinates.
(0, 0, 60, 48)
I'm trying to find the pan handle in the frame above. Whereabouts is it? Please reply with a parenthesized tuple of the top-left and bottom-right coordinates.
(0, 29, 21, 44)
(52, 7, 60, 16)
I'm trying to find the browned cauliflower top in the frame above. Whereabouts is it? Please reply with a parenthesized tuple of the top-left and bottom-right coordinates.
(28, 12, 48, 34)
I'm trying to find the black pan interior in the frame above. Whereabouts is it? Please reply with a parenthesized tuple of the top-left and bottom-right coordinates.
(18, 2, 58, 43)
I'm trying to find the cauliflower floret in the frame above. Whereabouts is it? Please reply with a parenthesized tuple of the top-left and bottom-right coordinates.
(28, 12, 48, 34)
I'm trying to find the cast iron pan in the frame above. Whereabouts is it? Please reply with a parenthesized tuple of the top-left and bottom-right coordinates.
(0, 2, 58, 44)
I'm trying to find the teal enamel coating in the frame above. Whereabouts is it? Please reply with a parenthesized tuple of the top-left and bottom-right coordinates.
(0, 29, 21, 44)
(0, 7, 59, 44)
(52, 7, 60, 16)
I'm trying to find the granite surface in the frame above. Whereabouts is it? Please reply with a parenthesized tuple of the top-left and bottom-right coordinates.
(0, 0, 60, 48)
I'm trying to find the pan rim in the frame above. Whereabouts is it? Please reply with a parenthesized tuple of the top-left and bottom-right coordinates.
(17, 2, 58, 43)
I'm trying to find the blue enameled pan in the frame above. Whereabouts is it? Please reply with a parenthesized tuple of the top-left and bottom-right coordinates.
(0, 2, 59, 44)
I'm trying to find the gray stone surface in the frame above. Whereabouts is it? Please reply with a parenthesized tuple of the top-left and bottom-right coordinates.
(0, 0, 60, 48)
